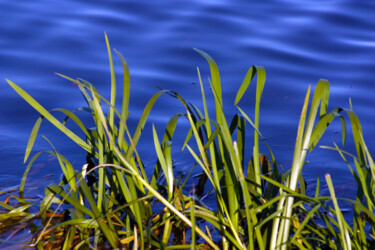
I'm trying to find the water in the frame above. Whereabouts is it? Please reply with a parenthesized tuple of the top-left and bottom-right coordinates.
(1, 0, 374, 244)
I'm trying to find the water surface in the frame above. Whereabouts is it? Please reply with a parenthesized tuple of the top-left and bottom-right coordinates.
(1, 0, 374, 244)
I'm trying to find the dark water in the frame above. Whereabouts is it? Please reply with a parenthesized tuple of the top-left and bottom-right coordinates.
(1, 0, 374, 244)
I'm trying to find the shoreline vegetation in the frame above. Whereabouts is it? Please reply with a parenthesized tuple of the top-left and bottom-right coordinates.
(1, 34, 374, 249)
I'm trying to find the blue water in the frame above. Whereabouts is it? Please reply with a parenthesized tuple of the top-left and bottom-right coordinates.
(1, 0, 374, 244)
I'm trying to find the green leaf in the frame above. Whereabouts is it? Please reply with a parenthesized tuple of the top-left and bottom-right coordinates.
(125, 90, 168, 160)
(105, 32, 116, 149)
(308, 108, 344, 151)
(114, 48, 130, 150)
(194, 48, 222, 123)
(24, 116, 43, 164)
(52, 108, 91, 138)
(6, 79, 92, 153)
(234, 65, 256, 105)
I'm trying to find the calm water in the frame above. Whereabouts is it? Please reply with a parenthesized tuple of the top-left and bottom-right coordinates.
(1, 0, 374, 244)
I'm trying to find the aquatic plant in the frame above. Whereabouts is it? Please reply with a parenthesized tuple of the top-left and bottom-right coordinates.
(2, 34, 374, 249)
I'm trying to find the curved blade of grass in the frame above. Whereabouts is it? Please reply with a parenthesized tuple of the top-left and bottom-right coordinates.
(24, 107, 91, 165)
(6, 79, 92, 153)
(43, 136, 78, 194)
(52, 108, 91, 139)
(91, 90, 106, 213)
(20, 148, 84, 196)
(253, 66, 266, 194)
(114, 48, 130, 150)
(46, 184, 94, 218)
(237, 106, 263, 138)
(234, 66, 256, 105)
(151, 113, 183, 190)
(20, 151, 44, 193)
(190, 199, 196, 250)
(123, 124, 148, 187)
(193, 48, 222, 115)
(233, 115, 245, 167)
(24, 116, 43, 164)
(325, 174, 351, 250)
(54, 73, 95, 109)
(308, 108, 345, 151)
(343, 108, 367, 165)
(353, 158, 374, 211)
(234, 65, 266, 195)
(105, 32, 116, 149)
(302, 79, 330, 152)
(78, 78, 99, 109)
(181, 118, 206, 151)
(125, 90, 168, 160)
(186, 144, 214, 185)
(152, 125, 174, 199)
(197, 67, 221, 191)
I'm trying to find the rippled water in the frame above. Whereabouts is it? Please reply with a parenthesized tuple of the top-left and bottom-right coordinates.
(1, 0, 374, 244)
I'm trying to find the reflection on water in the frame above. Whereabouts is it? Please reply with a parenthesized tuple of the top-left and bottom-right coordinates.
(0, 0, 374, 242)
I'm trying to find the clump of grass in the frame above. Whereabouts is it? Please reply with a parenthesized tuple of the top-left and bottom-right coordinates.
(2, 33, 374, 249)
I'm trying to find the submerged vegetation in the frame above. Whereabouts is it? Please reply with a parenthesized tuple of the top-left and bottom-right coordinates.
(1, 34, 375, 249)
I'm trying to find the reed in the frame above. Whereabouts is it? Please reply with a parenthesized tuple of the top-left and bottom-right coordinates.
(1, 34, 374, 249)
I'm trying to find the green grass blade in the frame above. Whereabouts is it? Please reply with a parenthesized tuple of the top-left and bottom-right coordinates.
(185, 144, 214, 185)
(152, 125, 174, 199)
(325, 174, 351, 250)
(114, 49, 130, 150)
(24, 116, 43, 164)
(302, 80, 330, 152)
(105, 32, 116, 149)
(46, 184, 94, 218)
(234, 66, 256, 105)
(308, 108, 344, 151)
(6, 79, 92, 153)
(54, 73, 95, 109)
(52, 108, 91, 139)
(43, 136, 78, 194)
(92, 92, 148, 248)
(196, 67, 221, 190)
(77, 172, 119, 248)
(151, 113, 183, 189)
(234, 65, 266, 195)
(290, 203, 321, 245)
(193, 48, 222, 116)
(253, 66, 266, 195)
(92, 90, 142, 211)
(190, 199, 196, 250)
(353, 158, 374, 211)
(91, 90, 106, 213)
(343, 108, 367, 165)
(125, 90, 168, 160)
(272, 85, 311, 250)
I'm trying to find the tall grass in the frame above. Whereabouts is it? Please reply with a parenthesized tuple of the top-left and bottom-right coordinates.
(2, 34, 374, 249)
